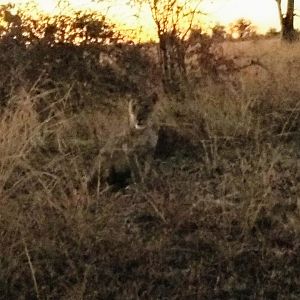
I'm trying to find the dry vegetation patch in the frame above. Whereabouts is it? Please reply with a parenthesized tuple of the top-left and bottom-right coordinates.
(1, 40, 300, 299)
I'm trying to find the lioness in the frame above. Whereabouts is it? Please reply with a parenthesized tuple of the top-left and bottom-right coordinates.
(88, 92, 159, 191)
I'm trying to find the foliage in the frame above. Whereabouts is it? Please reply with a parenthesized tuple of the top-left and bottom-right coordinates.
(0, 4, 300, 298)
(211, 24, 226, 42)
(266, 27, 280, 37)
(1, 38, 300, 299)
(186, 28, 237, 86)
(0, 4, 157, 110)
(229, 18, 257, 40)
(131, 0, 204, 97)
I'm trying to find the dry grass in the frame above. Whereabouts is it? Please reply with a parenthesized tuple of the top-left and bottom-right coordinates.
(1, 39, 300, 299)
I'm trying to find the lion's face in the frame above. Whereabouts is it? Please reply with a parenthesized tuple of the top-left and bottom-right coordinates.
(128, 92, 158, 130)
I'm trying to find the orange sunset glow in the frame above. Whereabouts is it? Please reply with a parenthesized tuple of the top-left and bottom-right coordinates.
(1, 0, 300, 40)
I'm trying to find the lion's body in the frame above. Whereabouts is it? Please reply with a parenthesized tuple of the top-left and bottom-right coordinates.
(88, 92, 159, 190)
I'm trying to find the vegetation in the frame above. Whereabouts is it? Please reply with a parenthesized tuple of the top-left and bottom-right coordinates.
(1, 3, 300, 300)
(228, 19, 258, 40)
(275, 0, 297, 42)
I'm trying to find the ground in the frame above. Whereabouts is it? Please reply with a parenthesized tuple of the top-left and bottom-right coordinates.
(1, 38, 300, 299)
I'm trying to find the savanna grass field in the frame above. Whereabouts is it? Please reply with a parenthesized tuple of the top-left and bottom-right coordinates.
(1, 7, 300, 299)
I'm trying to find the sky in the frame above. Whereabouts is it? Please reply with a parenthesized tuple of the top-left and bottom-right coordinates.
(1, 0, 300, 39)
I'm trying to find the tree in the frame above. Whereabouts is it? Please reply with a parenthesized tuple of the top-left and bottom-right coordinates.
(229, 18, 257, 40)
(132, 0, 203, 96)
(211, 24, 226, 42)
(275, 0, 297, 42)
(266, 27, 280, 38)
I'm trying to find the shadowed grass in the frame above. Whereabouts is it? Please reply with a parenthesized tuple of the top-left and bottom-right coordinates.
(1, 40, 300, 299)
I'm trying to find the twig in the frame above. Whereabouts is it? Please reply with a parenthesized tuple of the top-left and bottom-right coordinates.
(22, 237, 41, 300)
(147, 196, 167, 224)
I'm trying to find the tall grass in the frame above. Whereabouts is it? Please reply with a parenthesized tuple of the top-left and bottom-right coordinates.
(0, 90, 41, 200)
(1, 39, 300, 299)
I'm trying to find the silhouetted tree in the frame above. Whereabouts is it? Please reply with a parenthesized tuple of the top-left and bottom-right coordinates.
(211, 24, 226, 42)
(132, 0, 203, 97)
(266, 27, 280, 38)
(229, 19, 257, 40)
(0, 2, 132, 109)
(275, 0, 297, 42)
